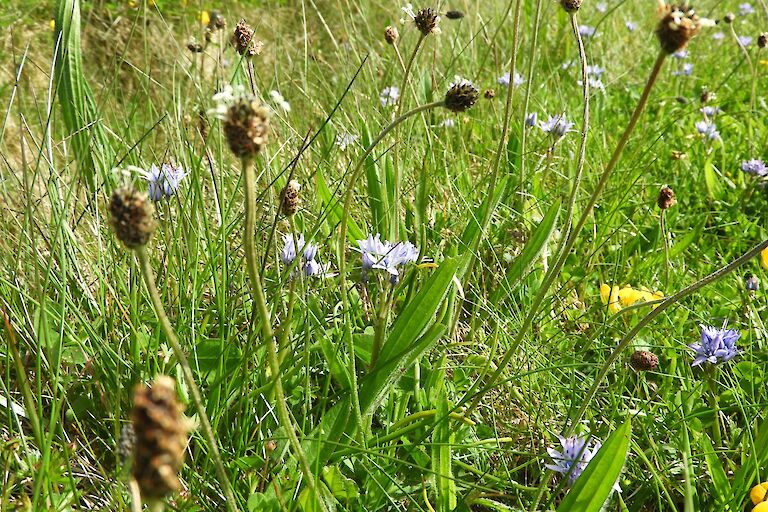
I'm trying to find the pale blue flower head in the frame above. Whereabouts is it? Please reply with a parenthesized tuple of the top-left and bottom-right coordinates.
(281, 233, 305, 266)
(673, 63, 694, 76)
(546, 435, 621, 491)
(596, 2, 607, 13)
(740, 3, 755, 15)
(281, 234, 329, 278)
(335, 132, 358, 151)
(142, 163, 187, 201)
(525, 112, 538, 127)
(625, 21, 637, 32)
(712, 32, 725, 40)
(741, 159, 768, 176)
(540, 114, 575, 138)
(497, 72, 525, 87)
(357, 234, 419, 284)
(379, 86, 400, 107)
(585, 65, 604, 78)
(689, 324, 740, 366)
(578, 25, 596, 38)
(700, 106, 721, 118)
(738, 36, 753, 47)
(672, 49, 688, 59)
(695, 120, 720, 141)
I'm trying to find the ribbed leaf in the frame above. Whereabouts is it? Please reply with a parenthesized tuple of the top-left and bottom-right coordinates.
(556, 419, 631, 512)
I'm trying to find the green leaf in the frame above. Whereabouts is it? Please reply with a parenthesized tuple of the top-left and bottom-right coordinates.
(432, 375, 457, 511)
(247, 492, 281, 512)
(698, 433, 730, 503)
(667, 221, 704, 260)
(322, 466, 360, 500)
(491, 201, 560, 305)
(729, 418, 768, 509)
(556, 419, 631, 512)
(703, 158, 723, 201)
(317, 170, 364, 243)
(459, 176, 509, 250)
(361, 122, 388, 234)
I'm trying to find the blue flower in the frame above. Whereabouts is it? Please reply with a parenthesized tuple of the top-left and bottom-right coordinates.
(699, 106, 721, 118)
(540, 114, 575, 138)
(695, 120, 720, 141)
(546, 435, 621, 491)
(596, 2, 607, 13)
(585, 65, 604, 78)
(379, 86, 399, 107)
(281, 234, 331, 278)
(673, 62, 694, 76)
(672, 49, 688, 59)
(689, 324, 740, 366)
(625, 21, 637, 32)
(712, 32, 725, 40)
(335, 132, 358, 151)
(497, 72, 525, 87)
(357, 234, 419, 284)
(741, 159, 768, 176)
(578, 25, 596, 38)
(740, 3, 755, 15)
(141, 163, 187, 201)
(525, 112, 538, 127)
(738, 36, 753, 47)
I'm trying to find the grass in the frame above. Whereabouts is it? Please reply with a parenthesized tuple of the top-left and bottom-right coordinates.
(1, 0, 768, 510)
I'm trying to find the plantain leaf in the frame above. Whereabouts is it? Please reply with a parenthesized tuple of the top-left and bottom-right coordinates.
(556, 419, 631, 512)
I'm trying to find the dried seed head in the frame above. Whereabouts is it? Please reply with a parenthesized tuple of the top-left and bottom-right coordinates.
(656, 5, 710, 54)
(117, 424, 136, 466)
(131, 376, 189, 501)
(280, 180, 301, 216)
(560, 0, 582, 12)
(484, 88, 496, 99)
(110, 187, 156, 249)
(231, 19, 263, 57)
(384, 25, 399, 45)
(186, 37, 203, 53)
(758, 32, 768, 48)
(657, 185, 676, 210)
(723, 13, 735, 24)
(223, 96, 270, 158)
(414, 8, 440, 35)
(630, 350, 659, 371)
(444, 80, 479, 112)
(445, 10, 464, 19)
(209, 11, 226, 31)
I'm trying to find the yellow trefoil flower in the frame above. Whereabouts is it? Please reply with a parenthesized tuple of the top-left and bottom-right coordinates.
(199, 10, 210, 26)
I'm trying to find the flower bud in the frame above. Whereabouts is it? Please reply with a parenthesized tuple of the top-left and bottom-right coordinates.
(656, 5, 709, 54)
(445, 10, 464, 19)
(560, 0, 582, 12)
(758, 32, 767, 48)
(232, 19, 263, 57)
(384, 25, 399, 45)
(484, 88, 496, 99)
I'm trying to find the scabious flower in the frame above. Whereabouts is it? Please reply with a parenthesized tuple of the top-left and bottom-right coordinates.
(740, 3, 755, 15)
(737, 36, 753, 47)
(578, 25, 596, 38)
(700, 106, 721, 118)
(379, 86, 400, 107)
(281, 234, 331, 278)
(141, 163, 187, 202)
(357, 234, 419, 284)
(673, 49, 689, 59)
(335, 132, 358, 151)
(625, 21, 638, 32)
(525, 112, 538, 127)
(540, 114, 575, 139)
(741, 159, 768, 176)
(546, 435, 620, 491)
(672, 62, 694, 76)
(689, 324, 740, 366)
(695, 120, 720, 141)
(497, 72, 525, 87)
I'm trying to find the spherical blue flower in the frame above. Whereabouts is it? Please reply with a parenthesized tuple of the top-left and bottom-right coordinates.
(540, 114, 575, 138)
(740, 3, 755, 15)
(689, 324, 740, 366)
(281, 234, 330, 279)
(578, 25, 596, 38)
(695, 121, 720, 141)
(673, 63, 694, 76)
(379, 86, 399, 107)
(738, 36, 753, 47)
(741, 159, 768, 177)
(546, 435, 621, 491)
(699, 106, 721, 118)
(357, 234, 419, 284)
(141, 163, 187, 202)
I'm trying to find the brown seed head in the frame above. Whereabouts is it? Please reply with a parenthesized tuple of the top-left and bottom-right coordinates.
(131, 376, 188, 501)
(414, 8, 440, 35)
(445, 10, 464, 19)
(384, 25, 399, 45)
(655, 5, 708, 54)
(657, 185, 676, 210)
(484, 88, 496, 99)
(231, 19, 263, 57)
(209, 11, 226, 31)
(444, 80, 479, 112)
(280, 180, 301, 216)
(723, 13, 735, 24)
(560, 0, 582, 12)
(758, 32, 768, 48)
(631, 350, 659, 371)
(110, 187, 156, 249)
(223, 97, 270, 158)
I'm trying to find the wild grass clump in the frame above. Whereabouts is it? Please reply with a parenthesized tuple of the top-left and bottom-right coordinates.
(1, 1, 768, 511)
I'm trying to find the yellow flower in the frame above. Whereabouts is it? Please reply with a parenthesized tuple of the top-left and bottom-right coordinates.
(600, 284, 622, 313)
(49, 19, 55, 31)
(128, 0, 138, 8)
(761, 247, 768, 271)
(199, 10, 210, 26)
(618, 286, 644, 306)
(753, 482, 768, 505)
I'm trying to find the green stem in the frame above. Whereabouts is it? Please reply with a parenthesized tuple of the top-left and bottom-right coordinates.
(466, 51, 667, 415)
(240, 158, 327, 512)
(661, 210, 670, 288)
(135, 246, 239, 512)
(370, 284, 390, 368)
(566, 237, 768, 434)
(278, 218, 300, 367)
(705, 365, 722, 447)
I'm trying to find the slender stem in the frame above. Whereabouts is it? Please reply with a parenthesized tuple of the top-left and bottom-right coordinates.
(278, 218, 300, 367)
(705, 366, 722, 447)
(128, 478, 142, 512)
(465, 51, 667, 415)
(135, 246, 240, 512)
(661, 210, 670, 287)
(566, 237, 768, 433)
(240, 158, 328, 512)
(392, 34, 426, 239)
(370, 285, 392, 368)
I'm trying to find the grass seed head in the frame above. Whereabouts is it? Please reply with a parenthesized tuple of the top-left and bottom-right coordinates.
(223, 97, 270, 158)
(444, 79, 479, 112)
(384, 25, 399, 45)
(131, 376, 188, 501)
(414, 8, 440, 35)
(109, 187, 156, 249)
(656, 4, 709, 54)
(560, 0, 582, 12)
(657, 185, 676, 210)
(232, 19, 263, 57)
(631, 350, 659, 371)
(280, 180, 301, 216)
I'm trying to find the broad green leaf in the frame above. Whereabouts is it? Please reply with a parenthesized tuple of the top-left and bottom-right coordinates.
(698, 433, 730, 503)
(322, 466, 360, 500)
(703, 158, 723, 201)
(556, 419, 631, 512)
(491, 201, 560, 305)
(432, 371, 457, 511)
